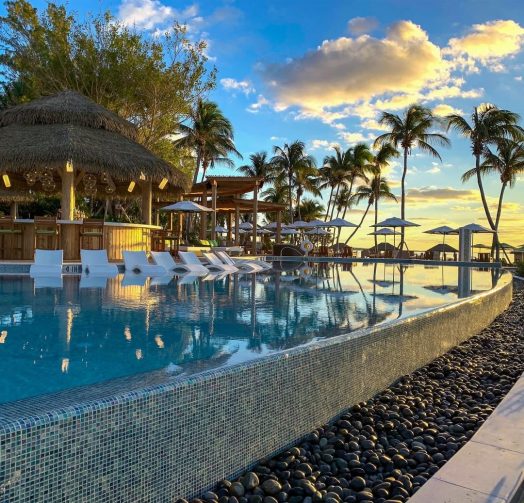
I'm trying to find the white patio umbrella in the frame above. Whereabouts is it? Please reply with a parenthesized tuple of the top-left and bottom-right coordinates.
(257, 228, 272, 235)
(289, 220, 310, 228)
(265, 222, 287, 230)
(306, 228, 331, 236)
(372, 217, 420, 252)
(368, 228, 401, 254)
(215, 225, 227, 234)
(308, 219, 328, 227)
(326, 217, 358, 245)
(424, 225, 455, 247)
(160, 201, 214, 212)
(280, 228, 300, 235)
(449, 223, 495, 260)
(238, 221, 254, 230)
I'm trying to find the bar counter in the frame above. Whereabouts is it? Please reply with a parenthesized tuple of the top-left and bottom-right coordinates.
(8, 220, 161, 261)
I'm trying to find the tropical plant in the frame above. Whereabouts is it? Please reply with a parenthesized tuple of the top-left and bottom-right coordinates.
(446, 104, 524, 259)
(345, 177, 397, 244)
(466, 139, 524, 260)
(271, 141, 317, 222)
(375, 104, 449, 246)
(237, 152, 275, 184)
(261, 181, 289, 223)
(175, 99, 241, 183)
(0, 0, 215, 171)
(297, 199, 325, 222)
(294, 165, 321, 220)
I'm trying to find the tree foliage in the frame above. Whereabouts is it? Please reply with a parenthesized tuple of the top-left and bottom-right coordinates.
(0, 0, 216, 176)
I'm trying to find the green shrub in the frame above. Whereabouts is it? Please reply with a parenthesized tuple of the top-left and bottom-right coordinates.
(516, 261, 524, 277)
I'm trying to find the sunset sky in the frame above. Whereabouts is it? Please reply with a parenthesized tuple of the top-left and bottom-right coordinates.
(10, 0, 524, 250)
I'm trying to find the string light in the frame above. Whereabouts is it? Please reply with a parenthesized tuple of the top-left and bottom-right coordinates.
(127, 181, 136, 193)
(139, 172, 146, 181)
(65, 160, 74, 173)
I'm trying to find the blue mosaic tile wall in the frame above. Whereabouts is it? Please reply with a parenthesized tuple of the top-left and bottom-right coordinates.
(0, 274, 512, 502)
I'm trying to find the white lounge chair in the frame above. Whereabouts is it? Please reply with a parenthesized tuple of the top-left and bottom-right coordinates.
(30, 250, 63, 278)
(123, 251, 166, 276)
(34, 276, 63, 289)
(215, 251, 266, 272)
(203, 252, 239, 272)
(80, 249, 118, 277)
(121, 273, 148, 287)
(178, 251, 212, 275)
(176, 272, 201, 285)
(152, 251, 208, 277)
(216, 251, 271, 271)
(150, 274, 174, 286)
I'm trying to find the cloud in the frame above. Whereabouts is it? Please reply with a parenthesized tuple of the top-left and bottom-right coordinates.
(406, 186, 478, 205)
(220, 78, 255, 96)
(432, 103, 464, 116)
(347, 17, 378, 35)
(310, 139, 340, 150)
(426, 166, 441, 174)
(338, 131, 372, 145)
(447, 20, 524, 69)
(118, 0, 197, 30)
(247, 95, 270, 113)
(360, 118, 390, 131)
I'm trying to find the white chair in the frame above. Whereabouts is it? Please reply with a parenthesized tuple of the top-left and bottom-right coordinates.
(121, 273, 148, 287)
(30, 250, 63, 277)
(176, 272, 201, 285)
(178, 251, 212, 275)
(216, 251, 271, 271)
(80, 249, 118, 277)
(152, 251, 208, 277)
(123, 251, 166, 276)
(150, 274, 174, 286)
(34, 276, 63, 289)
(203, 252, 239, 272)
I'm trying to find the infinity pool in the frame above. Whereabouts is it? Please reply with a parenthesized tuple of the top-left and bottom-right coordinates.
(0, 262, 501, 404)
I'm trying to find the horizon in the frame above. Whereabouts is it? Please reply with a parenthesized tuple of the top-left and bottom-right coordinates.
(4, 0, 524, 251)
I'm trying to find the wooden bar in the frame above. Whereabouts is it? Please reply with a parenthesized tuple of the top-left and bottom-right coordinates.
(4, 220, 161, 262)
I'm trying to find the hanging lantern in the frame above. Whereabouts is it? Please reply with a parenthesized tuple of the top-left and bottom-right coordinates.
(139, 172, 146, 181)
(65, 160, 74, 173)
(83, 173, 97, 196)
(158, 178, 168, 190)
(2, 174, 11, 188)
(128, 181, 136, 193)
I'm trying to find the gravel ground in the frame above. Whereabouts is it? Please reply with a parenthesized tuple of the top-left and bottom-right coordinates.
(189, 282, 524, 503)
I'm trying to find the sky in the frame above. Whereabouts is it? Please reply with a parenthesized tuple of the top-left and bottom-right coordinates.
(8, 0, 524, 250)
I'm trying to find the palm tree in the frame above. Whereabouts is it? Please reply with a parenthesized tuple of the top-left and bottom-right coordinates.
(175, 99, 242, 183)
(370, 144, 399, 248)
(294, 164, 321, 220)
(466, 139, 524, 260)
(446, 104, 523, 258)
(261, 181, 289, 223)
(271, 141, 316, 222)
(297, 199, 325, 222)
(237, 152, 275, 185)
(375, 104, 449, 247)
(345, 177, 397, 244)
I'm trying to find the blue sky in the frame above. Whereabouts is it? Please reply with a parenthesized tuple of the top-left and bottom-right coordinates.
(8, 0, 524, 247)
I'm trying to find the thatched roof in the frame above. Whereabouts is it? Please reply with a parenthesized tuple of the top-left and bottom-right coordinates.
(0, 91, 137, 140)
(427, 243, 458, 253)
(0, 91, 190, 191)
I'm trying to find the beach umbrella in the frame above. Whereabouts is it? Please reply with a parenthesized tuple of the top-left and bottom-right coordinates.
(160, 200, 214, 212)
(306, 228, 330, 235)
(449, 223, 494, 234)
(325, 217, 358, 228)
(289, 220, 310, 228)
(264, 222, 287, 230)
(368, 228, 401, 253)
(499, 243, 515, 249)
(309, 219, 328, 227)
(214, 225, 227, 233)
(238, 221, 254, 230)
(427, 243, 458, 253)
(472, 243, 491, 249)
(257, 228, 272, 235)
(371, 217, 419, 252)
(424, 225, 455, 247)
(280, 228, 299, 235)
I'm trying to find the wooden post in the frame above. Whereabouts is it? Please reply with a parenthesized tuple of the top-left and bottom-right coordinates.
(276, 210, 282, 244)
(61, 166, 76, 220)
(235, 206, 240, 246)
(200, 186, 208, 239)
(141, 180, 152, 225)
(10, 202, 18, 219)
(211, 181, 217, 240)
(227, 213, 232, 243)
(252, 182, 258, 255)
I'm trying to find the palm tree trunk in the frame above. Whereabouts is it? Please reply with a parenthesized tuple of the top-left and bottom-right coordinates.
(325, 186, 334, 221)
(475, 154, 495, 229)
(193, 150, 202, 185)
(330, 184, 340, 220)
(344, 201, 371, 245)
(374, 197, 378, 250)
(493, 182, 507, 262)
(296, 191, 302, 220)
(288, 174, 293, 222)
(400, 147, 408, 248)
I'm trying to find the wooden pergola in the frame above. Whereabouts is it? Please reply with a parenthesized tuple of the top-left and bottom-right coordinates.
(186, 176, 285, 253)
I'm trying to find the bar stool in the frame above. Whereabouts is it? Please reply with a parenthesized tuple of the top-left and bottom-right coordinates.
(0, 217, 22, 260)
(34, 216, 60, 250)
(80, 219, 104, 250)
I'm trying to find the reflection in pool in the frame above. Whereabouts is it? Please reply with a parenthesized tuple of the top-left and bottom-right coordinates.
(0, 262, 502, 404)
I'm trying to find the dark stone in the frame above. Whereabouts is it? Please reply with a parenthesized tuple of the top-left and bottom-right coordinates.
(261, 480, 282, 496)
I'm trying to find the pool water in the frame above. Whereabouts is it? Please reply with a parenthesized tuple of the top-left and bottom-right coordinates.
(0, 262, 502, 404)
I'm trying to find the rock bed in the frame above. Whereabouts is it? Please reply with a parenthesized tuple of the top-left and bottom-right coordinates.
(189, 284, 524, 503)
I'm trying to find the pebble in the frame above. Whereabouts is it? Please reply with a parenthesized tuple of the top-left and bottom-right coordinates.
(195, 287, 524, 503)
